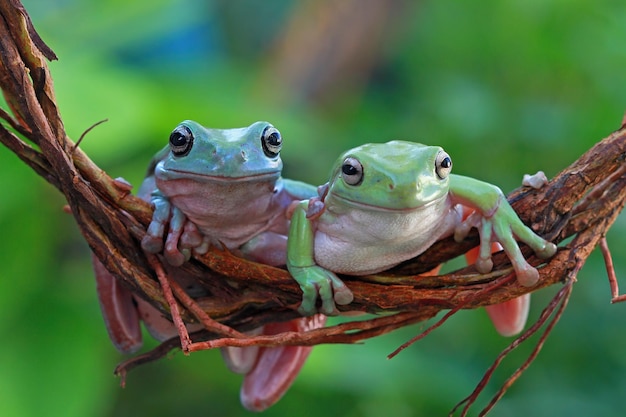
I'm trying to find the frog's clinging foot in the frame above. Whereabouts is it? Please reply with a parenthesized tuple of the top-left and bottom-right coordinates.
(142, 193, 174, 254)
(291, 265, 353, 316)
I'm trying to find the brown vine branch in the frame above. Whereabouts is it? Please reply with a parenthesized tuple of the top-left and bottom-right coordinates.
(1, 1, 626, 414)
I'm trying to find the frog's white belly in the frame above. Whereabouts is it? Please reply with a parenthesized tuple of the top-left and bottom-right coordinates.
(160, 177, 289, 249)
(314, 201, 461, 275)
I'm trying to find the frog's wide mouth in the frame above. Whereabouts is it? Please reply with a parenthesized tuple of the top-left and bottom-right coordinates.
(330, 191, 448, 213)
(157, 167, 281, 183)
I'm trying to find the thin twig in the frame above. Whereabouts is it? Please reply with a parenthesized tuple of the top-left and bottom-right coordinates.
(450, 278, 575, 416)
(147, 254, 192, 353)
(477, 278, 574, 416)
(167, 276, 247, 339)
(388, 273, 515, 359)
(599, 237, 626, 303)
(72, 118, 108, 151)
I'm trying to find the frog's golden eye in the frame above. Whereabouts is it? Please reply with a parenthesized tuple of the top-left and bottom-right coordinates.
(435, 151, 452, 179)
(341, 157, 363, 186)
(169, 125, 194, 157)
(261, 125, 282, 158)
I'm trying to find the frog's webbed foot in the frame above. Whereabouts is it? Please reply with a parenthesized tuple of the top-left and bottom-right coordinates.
(141, 194, 202, 266)
(288, 265, 353, 316)
(168, 218, 206, 263)
(455, 202, 557, 287)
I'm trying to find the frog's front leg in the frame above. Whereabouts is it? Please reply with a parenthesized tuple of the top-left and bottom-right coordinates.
(456, 207, 554, 286)
(141, 190, 202, 266)
(241, 232, 288, 266)
(451, 175, 557, 287)
(286, 201, 354, 316)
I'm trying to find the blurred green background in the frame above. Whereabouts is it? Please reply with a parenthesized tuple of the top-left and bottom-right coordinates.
(1, 0, 625, 416)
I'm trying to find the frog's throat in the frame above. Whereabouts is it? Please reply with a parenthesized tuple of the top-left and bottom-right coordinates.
(158, 169, 281, 183)
(329, 192, 448, 213)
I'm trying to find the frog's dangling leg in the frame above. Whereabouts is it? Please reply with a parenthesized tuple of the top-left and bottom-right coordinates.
(240, 315, 326, 412)
(134, 296, 192, 342)
(92, 255, 143, 353)
(221, 327, 264, 374)
(464, 245, 530, 336)
(483, 293, 530, 337)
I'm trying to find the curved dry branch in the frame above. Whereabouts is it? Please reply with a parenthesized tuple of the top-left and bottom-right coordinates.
(1, 2, 626, 406)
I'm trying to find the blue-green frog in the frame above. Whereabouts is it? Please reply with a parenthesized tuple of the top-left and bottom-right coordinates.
(286, 140, 557, 336)
(93, 120, 321, 412)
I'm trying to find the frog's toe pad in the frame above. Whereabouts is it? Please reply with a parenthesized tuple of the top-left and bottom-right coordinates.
(516, 265, 540, 287)
(319, 303, 339, 316)
(141, 236, 163, 253)
(164, 249, 186, 267)
(537, 242, 557, 259)
(181, 230, 203, 248)
(297, 304, 316, 317)
(475, 258, 494, 274)
(193, 240, 210, 254)
(334, 287, 354, 306)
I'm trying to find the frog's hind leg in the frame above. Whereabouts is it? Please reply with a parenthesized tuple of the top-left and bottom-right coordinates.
(484, 294, 530, 337)
(221, 327, 263, 374)
(92, 255, 143, 354)
(240, 315, 326, 412)
(465, 246, 530, 337)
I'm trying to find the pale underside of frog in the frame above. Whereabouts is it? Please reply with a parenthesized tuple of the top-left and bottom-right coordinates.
(286, 140, 557, 337)
(92, 120, 321, 412)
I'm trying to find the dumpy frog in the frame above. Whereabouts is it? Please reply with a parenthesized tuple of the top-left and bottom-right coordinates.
(93, 120, 321, 411)
(286, 140, 556, 335)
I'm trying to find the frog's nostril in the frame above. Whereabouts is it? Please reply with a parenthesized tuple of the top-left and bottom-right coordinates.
(239, 150, 248, 162)
(414, 180, 422, 193)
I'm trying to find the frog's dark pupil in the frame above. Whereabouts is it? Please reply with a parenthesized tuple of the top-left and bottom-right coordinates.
(261, 127, 282, 157)
(268, 132, 281, 147)
(441, 157, 452, 168)
(170, 132, 187, 147)
(342, 164, 358, 176)
(169, 126, 193, 156)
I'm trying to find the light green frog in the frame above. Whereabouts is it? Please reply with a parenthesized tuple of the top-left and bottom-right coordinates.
(286, 140, 557, 317)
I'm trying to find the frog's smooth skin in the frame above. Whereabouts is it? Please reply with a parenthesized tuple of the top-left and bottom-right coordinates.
(93, 120, 320, 412)
(286, 140, 556, 335)
(142, 121, 315, 266)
